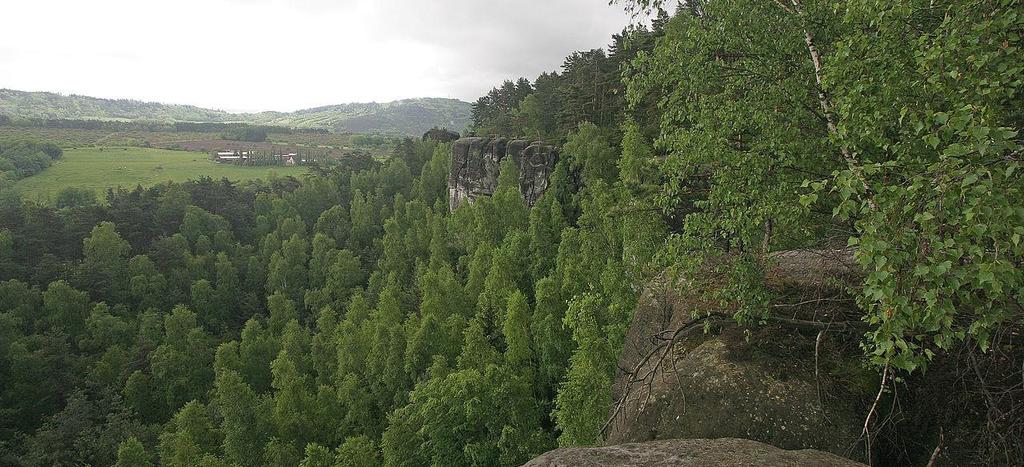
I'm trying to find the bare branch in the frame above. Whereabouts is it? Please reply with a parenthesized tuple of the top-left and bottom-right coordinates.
(815, 329, 825, 413)
(863, 362, 891, 465)
(926, 427, 944, 467)
(603, 310, 869, 438)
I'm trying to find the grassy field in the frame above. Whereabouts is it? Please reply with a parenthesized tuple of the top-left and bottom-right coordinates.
(0, 126, 392, 153)
(15, 147, 308, 203)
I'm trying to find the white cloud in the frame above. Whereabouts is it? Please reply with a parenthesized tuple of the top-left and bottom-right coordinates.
(0, 0, 635, 111)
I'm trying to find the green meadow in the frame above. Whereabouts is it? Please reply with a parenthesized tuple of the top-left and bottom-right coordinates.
(14, 146, 307, 202)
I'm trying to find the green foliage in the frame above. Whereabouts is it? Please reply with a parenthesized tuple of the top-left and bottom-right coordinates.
(0, 121, 634, 465)
(79, 221, 130, 301)
(115, 437, 153, 467)
(468, 30, 657, 143)
(0, 138, 61, 183)
(503, 290, 534, 367)
(298, 443, 333, 467)
(336, 436, 379, 467)
(563, 122, 619, 189)
(627, 1, 829, 260)
(16, 2, 1019, 461)
(158, 401, 221, 467)
(148, 306, 215, 418)
(54, 186, 96, 209)
(19, 389, 144, 467)
(553, 294, 615, 446)
(214, 369, 271, 467)
(40, 280, 91, 338)
(621, 0, 1024, 382)
(267, 233, 309, 305)
(823, 0, 1024, 371)
(381, 365, 553, 466)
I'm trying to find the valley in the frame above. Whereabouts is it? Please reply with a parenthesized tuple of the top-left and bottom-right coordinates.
(0, 1, 1021, 466)
(14, 147, 308, 203)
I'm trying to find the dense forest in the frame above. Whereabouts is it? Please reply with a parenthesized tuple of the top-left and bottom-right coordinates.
(0, 0, 1021, 466)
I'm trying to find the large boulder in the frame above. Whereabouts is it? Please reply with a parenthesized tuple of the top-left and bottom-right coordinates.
(524, 438, 866, 466)
(422, 127, 460, 143)
(606, 334, 864, 456)
(448, 137, 558, 211)
(605, 270, 871, 462)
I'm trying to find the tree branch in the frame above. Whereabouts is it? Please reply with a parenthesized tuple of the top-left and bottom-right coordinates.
(863, 362, 890, 465)
(772, 0, 879, 211)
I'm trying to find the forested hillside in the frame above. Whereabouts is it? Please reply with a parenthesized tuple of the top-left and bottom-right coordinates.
(244, 99, 471, 136)
(0, 90, 231, 123)
(0, 90, 470, 136)
(0, 0, 1020, 466)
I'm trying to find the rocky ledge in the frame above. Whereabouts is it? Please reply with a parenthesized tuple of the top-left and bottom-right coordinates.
(523, 438, 866, 467)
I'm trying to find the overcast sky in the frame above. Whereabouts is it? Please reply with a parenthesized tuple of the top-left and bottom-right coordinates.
(0, 0, 639, 112)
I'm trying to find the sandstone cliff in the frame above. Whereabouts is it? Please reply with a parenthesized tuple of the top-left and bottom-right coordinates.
(448, 136, 557, 211)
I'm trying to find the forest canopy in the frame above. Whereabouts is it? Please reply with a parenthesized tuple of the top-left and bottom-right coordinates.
(0, 0, 1021, 466)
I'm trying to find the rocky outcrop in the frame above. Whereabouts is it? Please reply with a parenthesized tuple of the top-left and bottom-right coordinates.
(523, 438, 866, 466)
(604, 260, 872, 463)
(448, 136, 558, 211)
(448, 137, 499, 210)
(514, 141, 559, 206)
(606, 334, 864, 456)
(422, 128, 460, 143)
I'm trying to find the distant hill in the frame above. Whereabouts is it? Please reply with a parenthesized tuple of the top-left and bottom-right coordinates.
(0, 89, 471, 136)
(0, 89, 231, 122)
(241, 98, 471, 135)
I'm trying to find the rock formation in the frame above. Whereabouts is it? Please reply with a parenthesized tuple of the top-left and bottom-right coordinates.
(422, 127, 460, 143)
(606, 332, 864, 455)
(523, 438, 866, 467)
(513, 140, 559, 207)
(448, 136, 558, 211)
(603, 252, 871, 463)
